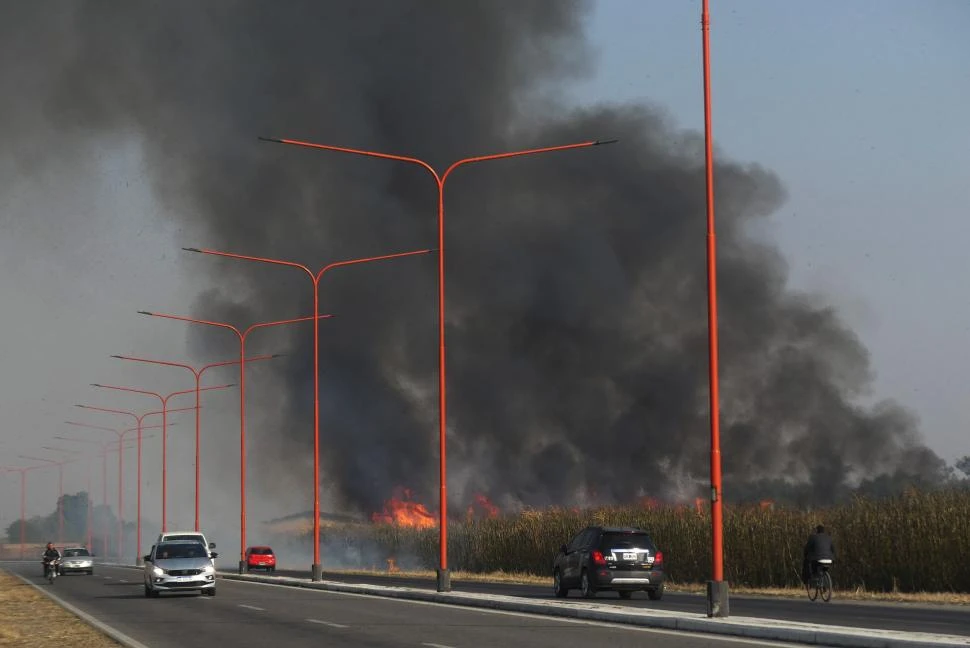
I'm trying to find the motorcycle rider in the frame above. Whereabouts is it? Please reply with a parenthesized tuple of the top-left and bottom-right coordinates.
(42, 542, 61, 577)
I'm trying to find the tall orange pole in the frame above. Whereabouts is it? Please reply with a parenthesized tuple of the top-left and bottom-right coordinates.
(702, 0, 728, 617)
(138, 310, 331, 574)
(90, 383, 234, 533)
(110, 353, 278, 532)
(258, 135, 615, 591)
(182, 246, 431, 581)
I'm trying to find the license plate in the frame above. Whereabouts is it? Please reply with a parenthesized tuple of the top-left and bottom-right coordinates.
(622, 552, 637, 561)
(176, 576, 192, 582)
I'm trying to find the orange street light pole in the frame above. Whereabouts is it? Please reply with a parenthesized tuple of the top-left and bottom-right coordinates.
(74, 405, 193, 562)
(109, 353, 279, 532)
(182, 246, 431, 581)
(137, 310, 332, 574)
(89, 383, 234, 534)
(258, 134, 615, 591)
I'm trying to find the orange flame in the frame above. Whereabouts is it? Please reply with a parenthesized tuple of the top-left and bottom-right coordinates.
(472, 493, 499, 518)
(371, 488, 436, 528)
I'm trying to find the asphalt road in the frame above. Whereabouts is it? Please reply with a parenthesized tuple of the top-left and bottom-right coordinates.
(4, 562, 814, 648)
(267, 568, 970, 637)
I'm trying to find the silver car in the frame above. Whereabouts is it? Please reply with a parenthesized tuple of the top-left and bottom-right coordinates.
(58, 546, 94, 575)
(143, 540, 218, 597)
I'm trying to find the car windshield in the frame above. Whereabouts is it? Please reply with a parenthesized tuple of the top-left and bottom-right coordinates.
(166, 535, 204, 542)
(155, 543, 207, 560)
(63, 549, 90, 557)
(600, 532, 656, 552)
(251, 548, 273, 555)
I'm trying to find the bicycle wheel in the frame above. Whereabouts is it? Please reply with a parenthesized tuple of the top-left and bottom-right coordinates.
(806, 577, 818, 601)
(820, 571, 832, 602)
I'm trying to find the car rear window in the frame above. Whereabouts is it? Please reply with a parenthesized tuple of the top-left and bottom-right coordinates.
(251, 547, 273, 555)
(599, 532, 657, 552)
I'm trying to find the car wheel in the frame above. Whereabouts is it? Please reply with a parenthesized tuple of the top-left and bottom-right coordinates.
(144, 585, 152, 598)
(208, 588, 216, 597)
(87, 570, 94, 576)
(647, 584, 665, 601)
(618, 591, 633, 600)
(580, 569, 596, 599)
(553, 569, 568, 598)
(270, 567, 275, 574)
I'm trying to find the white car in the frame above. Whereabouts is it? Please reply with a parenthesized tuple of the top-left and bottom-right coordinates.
(58, 546, 94, 575)
(143, 540, 217, 597)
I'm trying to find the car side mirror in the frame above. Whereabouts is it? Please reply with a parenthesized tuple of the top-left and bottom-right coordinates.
(142, 555, 151, 563)
(210, 552, 219, 559)
(560, 544, 568, 554)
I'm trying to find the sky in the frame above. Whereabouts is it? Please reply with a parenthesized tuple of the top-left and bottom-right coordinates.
(571, 0, 970, 463)
(1, 0, 968, 538)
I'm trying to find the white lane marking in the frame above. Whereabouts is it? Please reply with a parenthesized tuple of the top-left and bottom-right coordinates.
(423, 643, 457, 648)
(306, 618, 348, 628)
(119, 579, 128, 583)
(238, 604, 264, 611)
(222, 579, 806, 647)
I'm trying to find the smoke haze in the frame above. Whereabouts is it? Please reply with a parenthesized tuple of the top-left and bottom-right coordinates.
(0, 0, 946, 534)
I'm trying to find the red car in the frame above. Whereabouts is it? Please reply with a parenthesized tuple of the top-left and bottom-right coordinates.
(245, 546, 276, 572)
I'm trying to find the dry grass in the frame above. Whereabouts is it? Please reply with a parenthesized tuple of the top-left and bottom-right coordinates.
(323, 567, 970, 605)
(0, 569, 121, 647)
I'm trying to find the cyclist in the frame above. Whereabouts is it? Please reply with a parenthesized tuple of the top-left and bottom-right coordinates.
(41, 542, 61, 577)
(802, 524, 835, 584)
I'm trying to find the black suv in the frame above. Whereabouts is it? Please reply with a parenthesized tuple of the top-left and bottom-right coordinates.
(553, 526, 665, 599)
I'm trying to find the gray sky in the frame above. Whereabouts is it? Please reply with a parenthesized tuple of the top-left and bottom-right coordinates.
(2, 0, 967, 533)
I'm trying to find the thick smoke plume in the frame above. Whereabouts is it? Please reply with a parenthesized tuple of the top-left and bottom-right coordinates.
(1, 1, 945, 518)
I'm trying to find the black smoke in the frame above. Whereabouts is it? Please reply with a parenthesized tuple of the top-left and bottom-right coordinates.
(0, 0, 946, 513)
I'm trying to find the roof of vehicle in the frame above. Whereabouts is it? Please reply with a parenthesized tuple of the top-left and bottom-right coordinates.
(157, 539, 207, 547)
(247, 545, 273, 549)
(159, 530, 206, 536)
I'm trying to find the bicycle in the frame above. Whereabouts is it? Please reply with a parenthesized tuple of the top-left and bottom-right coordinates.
(806, 558, 832, 602)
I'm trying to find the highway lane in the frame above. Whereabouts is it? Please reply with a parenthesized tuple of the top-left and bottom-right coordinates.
(5, 562, 817, 648)
(268, 568, 970, 637)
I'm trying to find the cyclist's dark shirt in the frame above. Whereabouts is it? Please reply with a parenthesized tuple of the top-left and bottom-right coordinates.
(803, 532, 835, 561)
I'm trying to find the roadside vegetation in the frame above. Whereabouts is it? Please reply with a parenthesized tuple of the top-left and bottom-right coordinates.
(0, 569, 120, 647)
(308, 488, 970, 594)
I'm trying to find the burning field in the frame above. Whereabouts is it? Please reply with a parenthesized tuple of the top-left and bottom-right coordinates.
(263, 487, 970, 593)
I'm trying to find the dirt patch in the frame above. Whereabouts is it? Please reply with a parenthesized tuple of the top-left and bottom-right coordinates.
(0, 569, 121, 647)
(317, 567, 970, 605)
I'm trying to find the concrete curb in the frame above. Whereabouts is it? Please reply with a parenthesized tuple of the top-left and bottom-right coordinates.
(11, 571, 151, 648)
(217, 572, 970, 648)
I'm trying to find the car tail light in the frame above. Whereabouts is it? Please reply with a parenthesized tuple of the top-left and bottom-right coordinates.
(654, 551, 664, 566)
(591, 550, 607, 566)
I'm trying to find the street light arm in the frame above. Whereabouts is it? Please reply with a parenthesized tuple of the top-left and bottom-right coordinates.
(183, 247, 315, 282)
(91, 383, 164, 404)
(242, 314, 333, 338)
(138, 311, 243, 341)
(258, 136, 440, 180)
(314, 249, 436, 282)
(441, 139, 616, 184)
(111, 355, 198, 376)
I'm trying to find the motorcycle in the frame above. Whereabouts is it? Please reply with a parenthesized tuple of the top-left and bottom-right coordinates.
(44, 559, 59, 584)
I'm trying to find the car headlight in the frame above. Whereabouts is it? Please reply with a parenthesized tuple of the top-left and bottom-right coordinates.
(152, 567, 165, 577)
(203, 564, 215, 574)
